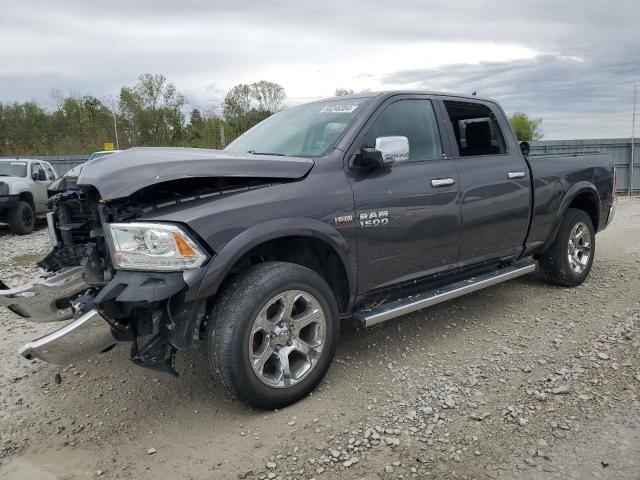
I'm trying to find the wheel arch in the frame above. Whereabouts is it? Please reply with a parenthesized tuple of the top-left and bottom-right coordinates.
(17, 191, 35, 209)
(541, 182, 600, 253)
(196, 218, 356, 314)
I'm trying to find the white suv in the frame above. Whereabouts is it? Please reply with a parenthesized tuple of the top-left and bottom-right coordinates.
(0, 159, 58, 234)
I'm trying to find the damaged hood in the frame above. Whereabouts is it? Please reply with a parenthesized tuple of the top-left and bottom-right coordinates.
(77, 147, 315, 200)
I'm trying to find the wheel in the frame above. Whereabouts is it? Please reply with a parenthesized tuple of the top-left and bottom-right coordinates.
(207, 262, 339, 409)
(8, 201, 35, 235)
(539, 208, 595, 287)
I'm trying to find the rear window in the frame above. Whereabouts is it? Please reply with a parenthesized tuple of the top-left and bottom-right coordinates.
(444, 101, 506, 157)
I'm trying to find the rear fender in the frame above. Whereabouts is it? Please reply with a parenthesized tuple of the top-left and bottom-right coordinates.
(541, 182, 600, 252)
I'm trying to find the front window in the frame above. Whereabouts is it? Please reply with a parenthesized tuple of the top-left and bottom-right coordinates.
(0, 161, 27, 178)
(363, 99, 443, 162)
(225, 98, 371, 157)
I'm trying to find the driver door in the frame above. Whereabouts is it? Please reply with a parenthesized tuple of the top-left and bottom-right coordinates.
(30, 162, 50, 213)
(347, 96, 461, 293)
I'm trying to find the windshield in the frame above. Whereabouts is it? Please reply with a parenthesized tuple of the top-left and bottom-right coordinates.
(0, 161, 27, 178)
(225, 97, 371, 157)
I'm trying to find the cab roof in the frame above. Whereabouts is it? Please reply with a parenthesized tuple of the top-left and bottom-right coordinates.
(317, 90, 496, 104)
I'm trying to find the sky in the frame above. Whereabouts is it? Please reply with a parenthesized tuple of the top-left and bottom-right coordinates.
(1, 0, 639, 139)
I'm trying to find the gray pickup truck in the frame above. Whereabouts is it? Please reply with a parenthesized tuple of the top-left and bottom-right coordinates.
(0, 91, 615, 409)
(0, 158, 58, 234)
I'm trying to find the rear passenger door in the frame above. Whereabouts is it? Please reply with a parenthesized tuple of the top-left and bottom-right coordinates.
(441, 99, 531, 267)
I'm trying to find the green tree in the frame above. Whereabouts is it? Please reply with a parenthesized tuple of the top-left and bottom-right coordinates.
(509, 112, 543, 141)
(0, 101, 51, 155)
(119, 73, 186, 146)
(223, 84, 253, 122)
(0, 75, 289, 156)
(186, 107, 232, 149)
(223, 81, 285, 135)
(49, 95, 115, 152)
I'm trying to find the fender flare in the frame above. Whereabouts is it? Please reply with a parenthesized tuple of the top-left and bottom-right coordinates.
(8, 182, 31, 197)
(542, 182, 600, 252)
(195, 218, 356, 306)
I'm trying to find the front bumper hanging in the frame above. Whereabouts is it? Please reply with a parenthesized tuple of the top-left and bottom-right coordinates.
(0, 267, 118, 365)
(19, 309, 117, 364)
(0, 266, 86, 322)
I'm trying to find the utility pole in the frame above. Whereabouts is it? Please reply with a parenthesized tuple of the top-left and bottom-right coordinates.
(111, 102, 120, 150)
(108, 96, 120, 150)
(631, 83, 637, 196)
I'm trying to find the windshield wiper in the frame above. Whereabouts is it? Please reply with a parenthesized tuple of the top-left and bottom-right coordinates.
(247, 150, 286, 156)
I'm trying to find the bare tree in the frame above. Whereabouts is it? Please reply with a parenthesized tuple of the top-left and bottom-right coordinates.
(251, 81, 286, 113)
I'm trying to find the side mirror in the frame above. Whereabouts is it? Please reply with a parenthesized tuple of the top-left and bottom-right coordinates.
(31, 170, 40, 181)
(375, 136, 410, 164)
(356, 147, 384, 168)
(519, 141, 531, 156)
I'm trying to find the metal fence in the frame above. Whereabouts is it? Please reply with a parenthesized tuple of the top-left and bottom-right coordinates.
(531, 138, 638, 193)
(3, 139, 639, 193)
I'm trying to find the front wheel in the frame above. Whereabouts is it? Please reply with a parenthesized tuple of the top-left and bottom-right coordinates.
(539, 208, 595, 287)
(207, 262, 339, 409)
(8, 201, 35, 235)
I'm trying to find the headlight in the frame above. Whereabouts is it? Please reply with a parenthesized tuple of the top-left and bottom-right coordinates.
(106, 223, 208, 271)
(0, 182, 8, 196)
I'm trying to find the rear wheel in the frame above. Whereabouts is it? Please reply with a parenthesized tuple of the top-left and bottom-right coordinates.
(539, 208, 595, 286)
(8, 201, 35, 235)
(207, 262, 339, 409)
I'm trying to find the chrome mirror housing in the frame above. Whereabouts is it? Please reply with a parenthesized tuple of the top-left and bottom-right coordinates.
(375, 136, 410, 164)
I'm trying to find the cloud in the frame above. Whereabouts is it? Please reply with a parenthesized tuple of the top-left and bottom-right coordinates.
(381, 54, 638, 138)
(1, 0, 638, 138)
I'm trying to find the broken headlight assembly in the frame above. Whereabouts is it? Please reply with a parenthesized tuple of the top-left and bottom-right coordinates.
(105, 222, 208, 271)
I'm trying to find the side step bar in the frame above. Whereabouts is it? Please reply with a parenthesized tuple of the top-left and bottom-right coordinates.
(355, 261, 537, 328)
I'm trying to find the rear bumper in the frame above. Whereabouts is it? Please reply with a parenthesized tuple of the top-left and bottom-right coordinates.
(604, 202, 616, 229)
(19, 309, 117, 364)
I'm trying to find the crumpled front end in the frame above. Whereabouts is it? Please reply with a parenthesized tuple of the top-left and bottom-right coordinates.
(1, 182, 210, 374)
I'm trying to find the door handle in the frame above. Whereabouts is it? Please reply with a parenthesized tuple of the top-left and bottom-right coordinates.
(430, 178, 455, 187)
(508, 171, 526, 179)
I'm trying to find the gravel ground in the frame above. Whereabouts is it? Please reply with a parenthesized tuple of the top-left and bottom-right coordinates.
(0, 198, 639, 480)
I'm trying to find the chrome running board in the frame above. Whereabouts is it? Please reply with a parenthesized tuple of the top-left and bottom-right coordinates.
(355, 261, 536, 328)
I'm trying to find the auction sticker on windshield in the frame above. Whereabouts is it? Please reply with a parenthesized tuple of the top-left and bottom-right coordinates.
(319, 105, 359, 113)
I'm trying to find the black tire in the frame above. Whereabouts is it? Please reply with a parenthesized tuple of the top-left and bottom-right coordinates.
(539, 208, 595, 287)
(207, 262, 339, 409)
(8, 201, 35, 235)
